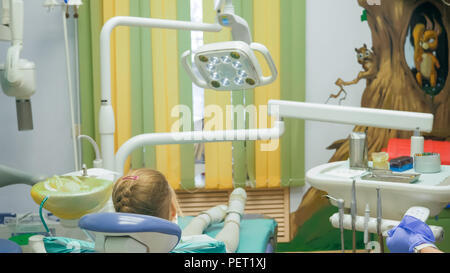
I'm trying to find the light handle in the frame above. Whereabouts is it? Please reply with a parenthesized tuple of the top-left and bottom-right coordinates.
(250, 43, 278, 85)
(181, 49, 209, 89)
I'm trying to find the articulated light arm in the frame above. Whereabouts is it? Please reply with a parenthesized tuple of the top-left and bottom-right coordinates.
(114, 121, 284, 175)
(100, 16, 223, 104)
(100, 16, 223, 170)
(214, 0, 252, 44)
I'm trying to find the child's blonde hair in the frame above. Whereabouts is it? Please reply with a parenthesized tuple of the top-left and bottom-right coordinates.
(112, 169, 181, 220)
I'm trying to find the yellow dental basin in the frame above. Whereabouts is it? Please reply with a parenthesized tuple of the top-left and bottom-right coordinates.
(30, 176, 113, 220)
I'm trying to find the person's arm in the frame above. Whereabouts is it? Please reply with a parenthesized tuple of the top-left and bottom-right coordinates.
(419, 246, 443, 253)
(386, 215, 442, 253)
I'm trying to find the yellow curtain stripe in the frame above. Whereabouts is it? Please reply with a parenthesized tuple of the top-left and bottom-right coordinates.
(151, 0, 181, 190)
(266, 0, 281, 188)
(216, 91, 233, 189)
(203, 0, 233, 190)
(114, 0, 132, 174)
(254, 0, 281, 188)
(102, 0, 132, 174)
(164, 0, 181, 189)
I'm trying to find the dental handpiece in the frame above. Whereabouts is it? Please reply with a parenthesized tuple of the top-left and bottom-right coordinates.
(377, 187, 384, 253)
(324, 195, 345, 253)
(338, 200, 345, 253)
(364, 203, 370, 248)
(351, 179, 357, 253)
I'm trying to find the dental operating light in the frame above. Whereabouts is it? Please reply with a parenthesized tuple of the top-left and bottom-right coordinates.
(182, 41, 278, 91)
(181, 0, 277, 91)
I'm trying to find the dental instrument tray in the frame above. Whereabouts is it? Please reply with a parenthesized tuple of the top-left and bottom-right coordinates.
(360, 169, 420, 184)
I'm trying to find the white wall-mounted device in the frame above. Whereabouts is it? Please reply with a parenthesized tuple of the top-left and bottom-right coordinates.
(0, 0, 36, 131)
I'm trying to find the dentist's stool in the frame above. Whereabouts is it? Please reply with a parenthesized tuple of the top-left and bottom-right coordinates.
(0, 239, 22, 253)
(79, 213, 181, 253)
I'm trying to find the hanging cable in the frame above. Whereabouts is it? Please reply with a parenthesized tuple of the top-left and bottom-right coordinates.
(62, 6, 80, 171)
(74, 13, 82, 168)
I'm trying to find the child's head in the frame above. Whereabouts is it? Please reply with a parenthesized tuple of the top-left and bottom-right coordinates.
(112, 169, 179, 221)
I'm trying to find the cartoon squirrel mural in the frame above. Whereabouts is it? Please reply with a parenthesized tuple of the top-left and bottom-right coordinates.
(354, 44, 377, 78)
(328, 44, 378, 104)
(413, 15, 442, 88)
(335, 44, 378, 87)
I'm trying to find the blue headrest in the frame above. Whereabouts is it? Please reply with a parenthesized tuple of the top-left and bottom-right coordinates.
(79, 212, 181, 238)
(0, 239, 22, 253)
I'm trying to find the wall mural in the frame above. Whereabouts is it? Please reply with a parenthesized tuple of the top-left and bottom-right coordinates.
(410, 4, 448, 93)
(288, 0, 450, 251)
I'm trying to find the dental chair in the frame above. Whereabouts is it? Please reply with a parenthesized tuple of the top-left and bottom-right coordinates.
(0, 239, 22, 253)
(79, 213, 277, 253)
(78, 212, 181, 253)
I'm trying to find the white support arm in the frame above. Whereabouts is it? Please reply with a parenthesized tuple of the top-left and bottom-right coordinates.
(268, 100, 434, 133)
(3, 0, 26, 87)
(329, 213, 444, 242)
(215, 0, 252, 43)
(114, 121, 285, 176)
(0, 0, 11, 41)
(9, 0, 23, 46)
(99, 16, 223, 170)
